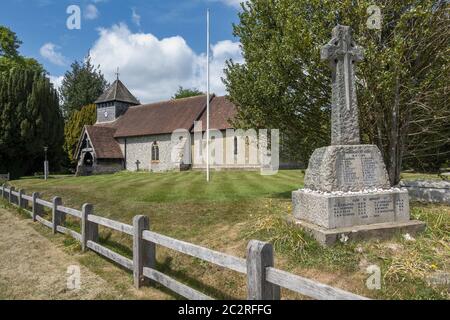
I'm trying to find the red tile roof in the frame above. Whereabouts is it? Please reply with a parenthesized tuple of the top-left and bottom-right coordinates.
(196, 96, 236, 131)
(114, 95, 208, 138)
(85, 95, 237, 159)
(85, 126, 123, 159)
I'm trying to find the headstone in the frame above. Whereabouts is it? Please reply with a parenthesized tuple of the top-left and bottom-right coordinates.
(291, 25, 425, 245)
(135, 160, 140, 172)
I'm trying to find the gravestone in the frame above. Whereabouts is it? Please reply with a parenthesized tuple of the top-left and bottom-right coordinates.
(135, 160, 141, 172)
(292, 25, 425, 245)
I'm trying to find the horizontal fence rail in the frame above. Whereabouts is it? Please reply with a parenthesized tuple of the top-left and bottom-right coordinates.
(143, 267, 213, 300)
(36, 198, 52, 208)
(88, 214, 133, 236)
(142, 230, 247, 274)
(87, 240, 133, 270)
(0, 183, 369, 301)
(36, 215, 53, 229)
(57, 205, 82, 219)
(56, 225, 82, 242)
(265, 267, 368, 300)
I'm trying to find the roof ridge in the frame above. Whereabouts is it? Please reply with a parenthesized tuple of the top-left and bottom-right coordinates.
(94, 79, 139, 105)
(130, 94, 226, 109)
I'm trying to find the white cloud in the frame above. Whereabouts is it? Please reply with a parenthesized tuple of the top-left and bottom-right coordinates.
(40, 43, 68, 66)
(90, 23, 243, 103)
(192, 40, 243, 96)
(132, 8, 141, 27)
(48, 75, 64, 91)
(84, 4, 99, 20)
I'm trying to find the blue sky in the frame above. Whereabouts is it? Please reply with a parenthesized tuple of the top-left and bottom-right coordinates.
(0, 0, 243, 102)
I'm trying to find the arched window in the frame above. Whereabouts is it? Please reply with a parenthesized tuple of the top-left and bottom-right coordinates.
(152, 142, 159, 161)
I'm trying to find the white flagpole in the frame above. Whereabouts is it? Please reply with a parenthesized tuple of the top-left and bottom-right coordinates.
(206, 9, 210, 182)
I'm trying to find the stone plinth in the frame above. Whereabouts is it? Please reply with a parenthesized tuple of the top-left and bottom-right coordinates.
(292, 188, 410, 229)
(304, 145, 390, 192)
(286, 217, 426, 246)
(290, 25, 426, 245)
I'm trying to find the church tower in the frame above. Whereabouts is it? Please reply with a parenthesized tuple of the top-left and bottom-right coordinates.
(94, 73, 140, 123)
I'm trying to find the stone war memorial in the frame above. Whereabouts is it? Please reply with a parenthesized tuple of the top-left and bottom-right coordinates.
(292, 25, 426, 246)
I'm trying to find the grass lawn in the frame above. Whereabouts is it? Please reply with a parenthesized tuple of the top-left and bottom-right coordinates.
(6, 170, 449, 300)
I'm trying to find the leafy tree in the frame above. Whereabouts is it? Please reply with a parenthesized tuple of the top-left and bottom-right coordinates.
(59, 54, 108, 118)
(224, 0, 449, 185)
(0, 26, 21, 57)
(0, 68, 64, 178)
(0, 25, 43, 74)
(63, 104, 96, 166)
(172, 86, 204, 99)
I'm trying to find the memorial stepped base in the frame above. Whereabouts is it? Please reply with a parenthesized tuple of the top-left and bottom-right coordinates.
(286, 216, 426, 246)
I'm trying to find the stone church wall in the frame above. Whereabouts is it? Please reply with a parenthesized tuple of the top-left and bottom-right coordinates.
(95, 159, 124, 174)
(118, 134, 183, 172)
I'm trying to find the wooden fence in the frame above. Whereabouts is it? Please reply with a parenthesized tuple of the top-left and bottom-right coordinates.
(0, 183, 369, 300)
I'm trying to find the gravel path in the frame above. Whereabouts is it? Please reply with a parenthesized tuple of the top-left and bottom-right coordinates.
(0, 207, 118, 299)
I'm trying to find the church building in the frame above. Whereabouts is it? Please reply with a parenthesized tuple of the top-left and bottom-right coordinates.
(74, 78, 263, 175)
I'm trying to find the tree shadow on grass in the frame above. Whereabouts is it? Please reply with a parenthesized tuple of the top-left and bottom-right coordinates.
(156, 256, 239, 300)
(95, 233, 241, 300)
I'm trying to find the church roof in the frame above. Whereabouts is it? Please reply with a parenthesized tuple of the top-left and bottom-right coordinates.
(196, 96, 236, 131)
(79, 95, 237, 160)
(94, 79, 140, 105)
(85, 125, 123, 159)
(113, 95, 209, 138)
(113, 95, 237, 138)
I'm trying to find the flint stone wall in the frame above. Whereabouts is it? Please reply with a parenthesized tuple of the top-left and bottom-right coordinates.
(118, 134, 184, 172)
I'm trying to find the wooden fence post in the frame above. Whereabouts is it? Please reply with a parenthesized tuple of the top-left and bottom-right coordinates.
(81, 203, 99, 252)
(18, 189, 24, 208)
(52, 196, 63, 234)
(32, 192, 41, 222)
(9, 186, 15, 204)
(133, 215, 156, 289)
(1, 184, 4, 199)
(246, 240, 280, 300)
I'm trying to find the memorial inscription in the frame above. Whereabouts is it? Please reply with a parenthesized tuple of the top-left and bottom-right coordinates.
(337, 151, 379, 188)
(292, 25, 424, 244)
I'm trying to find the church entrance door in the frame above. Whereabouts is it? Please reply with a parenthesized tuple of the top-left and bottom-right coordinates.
(82, 152, 94, 175)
